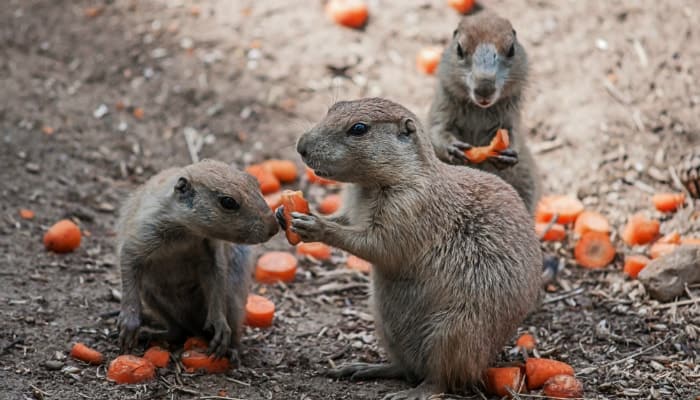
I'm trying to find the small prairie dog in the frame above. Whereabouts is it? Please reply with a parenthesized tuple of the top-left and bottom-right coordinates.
(289, 98, 542, 399)
(116, 159, 278, 358)
(429, 10, 540, 213)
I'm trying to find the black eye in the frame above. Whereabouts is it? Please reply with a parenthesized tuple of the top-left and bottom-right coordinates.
(219, 196, 240, 210)
(456, 42, 464, 59)
(348, 123, 368, 136)
(507, 43, 515, 58)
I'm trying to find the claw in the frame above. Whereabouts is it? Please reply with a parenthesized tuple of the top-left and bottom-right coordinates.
(275, 206, 287, 230)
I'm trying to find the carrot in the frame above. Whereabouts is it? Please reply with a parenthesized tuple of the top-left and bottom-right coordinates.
(19, 209, 35, 220)
(416, 46, 443, 75)
(525, 358, 574, 390)
(70, 343, 104, 365)
(574, 210, 610, 236)
(681, 237, 700, 245)
(255, 251, 298, 283)
(42, 126, 55, 135)
(84, 6, 103, 18)
(43, 219, 82, 253)
(484, 367, 524, 397)
(574, 232, 616, 269)
(306, 166, 337, 185)
(296, 242, 333, 261)
(535, 222, 566, 242)
(132, 107, 145, 120)
(245, 294, 275, 328)
(183, 337, 208, 351)
(325, 0, 368, 29)
(245, 164, 281, 195)
(346, 255, 371, 273)
(448, 0, 476, 14)
(265, 192, 283, 210)
(621, 213, 660, 245)
(280, 190, 310, 245)
(543, 374, 584, 398)
(623, 255, 650, 279)
(464, 129, 510, 164)
(181, 350, 230, 373)
(262, 160, 298, 183)
(143, 346, 170, 368)
(107, 355, 156, 384)
(657, 231, 681, 244)
(649, 242, 679, 259)
(535, 195, 584, 224)
(318, 194, 342, 215)
(652, 192, 685, 213)
(515, 333, 536, 351)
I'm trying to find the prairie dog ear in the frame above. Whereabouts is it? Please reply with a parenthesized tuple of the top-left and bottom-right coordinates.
(174, 177, 190, 193)
(400, 117, 417, 137)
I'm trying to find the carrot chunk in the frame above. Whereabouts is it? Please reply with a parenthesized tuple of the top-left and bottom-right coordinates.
(262, 160, 298, 183)
(245, 164, 281, 195)
(574, 211, 610, 236)
(535, 222, 566, 242)
(305, 166, 337, 185)
(280, 190, 310, 245)
(346, 255, 371, 273)
(623, 255, 650, 278)
(464, 129, 510, 164)
(681, 237, 700, 245)
(44, 219, 82, 253)
(484, 367, 524, 397)
(255, 251, 298, 283)
(448, 0, 476, 14)
(107, 355, 156, 384)
(416, 46, 443, 75)
(652, 192, 685, 213)
(264, 192, 283, 210)
(19, 209, 35, 220)
(296, 242, 332, 261)
(535, 195, 584, 224)
(657, 231, 681, 244)
(325, 0, 368, 29)
(70, 343, 104, 365)
(181, 350, 230, 373)
(515, 333, 536, 351)
(621, 213, 660, 245)
(575, 232, 616, 269)
(245, 294, 275, 328)
(143, 346, 170, 368)
(525, 358, 574, 390)
(183, 337, 208, 351)
(318, 194, 342, 215)
(543, 374, 584, 398)
(649, 242, 679, 259)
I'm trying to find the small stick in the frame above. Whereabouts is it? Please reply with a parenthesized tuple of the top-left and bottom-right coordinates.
(602, 79, 631, 105)
(543, 287, 585, 304)
(601, 336, 671, 367)
(654, 297, 700, 310)
(224, 377, 251, 386)
(537, 213, 559, 240)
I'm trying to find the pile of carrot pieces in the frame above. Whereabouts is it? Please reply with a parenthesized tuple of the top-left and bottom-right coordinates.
(534, 190, 697, 279)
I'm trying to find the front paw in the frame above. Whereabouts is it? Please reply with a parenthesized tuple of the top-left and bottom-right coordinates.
(290, 212, 326, 243)
(118, 311, 141, 353)
(488, 148, 519, 170)
(205, 318, 232, 359)
(446, 142, 472, 166)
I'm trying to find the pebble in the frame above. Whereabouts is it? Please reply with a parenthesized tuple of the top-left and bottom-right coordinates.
(25, 162, 40, 173)
(44, 360, 64, 370)
(93, 104, 109, 119)
(638, 245, 700, 301)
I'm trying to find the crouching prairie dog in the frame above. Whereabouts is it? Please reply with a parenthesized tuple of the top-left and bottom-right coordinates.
(116, 159, 279, 358)
(429, 11, 540, 213)
(288, 98, 542, 398)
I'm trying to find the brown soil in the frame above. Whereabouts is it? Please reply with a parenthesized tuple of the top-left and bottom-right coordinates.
(1, 1, 698, 399)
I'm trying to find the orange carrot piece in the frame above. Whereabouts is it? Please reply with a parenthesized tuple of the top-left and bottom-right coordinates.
(280, 190, 310, 245)
(255, 251, 298, 283)
(264, 192, 283, 210)
(262, 160, 298, 183)
(181, 350, 230, 373)
(143, 346, 170, 368)
(574, 211, 610, 236)
(543, 374, 584, 398)
(325, 0, 368, 29)
(44, 219, 82, 253)
(464, 129, 510, 164)
(525, 358, 574, 390)
(623, 255, 650, 278)
(652, 192, 685, 213)
(296, 242, 333, 261)
(416, 46, 443, 75)
(305, 166, 337, 185)
(245, 164, 281, 195)
(575, 232, 616, 269)
(183, 337, 208, 351)
(515, 333, 536, 351)
(621, 214, 660, 245)
(132, 107, 145, 120)
(657, 232, 681, 244)
(535, 195, 584, 224)
(19, 209, 35, 220)
(484, 367, 524, 397)
(318, 194, 342, 215)
(448, 0, 476, 14)
(107, 355, 156, 384)
(535, 222, 566, 242)
(346, 255, 371, 273)
(70, 343, 104, 365)
(245, 294, 275, 328)
(681, 237, 700, 245)
(649, 242, 679, 259)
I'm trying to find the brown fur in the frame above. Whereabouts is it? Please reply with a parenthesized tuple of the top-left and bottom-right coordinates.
(116, 159, 278, 358)
(291, 98, 542, 398)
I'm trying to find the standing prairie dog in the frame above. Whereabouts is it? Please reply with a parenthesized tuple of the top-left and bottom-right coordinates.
(288, 98, 542, 399)
(429, 11, 540, 213)
(117, 159, 278, 358)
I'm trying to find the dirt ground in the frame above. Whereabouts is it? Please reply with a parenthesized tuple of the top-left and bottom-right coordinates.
(1, 0, 699, 399)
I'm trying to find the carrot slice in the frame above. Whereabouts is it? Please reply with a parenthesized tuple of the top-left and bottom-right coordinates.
(183, 337, 208, 351)
(346, 255, 371, 273)
(621, 214, 660, 245)
(464, 129, 510, 164)
(515, 333, 536, 351)
(296, 242, 332, 261)
(484, 367, 524, 397)
(652, 192, 685, 213)
(416, 46, 443, 75)
(245, 164, 281, 195)
(574, 211, 610, 236)
(181, 350, 230, 373)
(448, 0, 476, 14)
(623, 255, 650, 278)
(657, 231, 681, 244)
(681, 237, 700, 245)
(255, 251, 298, 283)
(143, 346, 170, 368)
(245, 294, 275, 328)
(262, 160, 298, 183)
(44, 219, 82, 253)
(535, 222, 566, 242)
(305, 166, 337, 185)
(19, 209, 35, 220)
(535, 195, 584, 224)
(649, 242, 679, 259)
(574, 232, 615, 269)
(70, 343, 104, 365)
(318, 194, 342, 215)
(525, 358, 574, 390)
(107, 355, 156, 384)
(280, 190, 310, 245)
(543, 374, 584, 398)
(325, 0, 368, 29)
(264, 192, 283, 210)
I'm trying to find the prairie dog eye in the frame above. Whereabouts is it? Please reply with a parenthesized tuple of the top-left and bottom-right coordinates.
(348, 123, 369, 136)
(219, 196, 240, 210)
